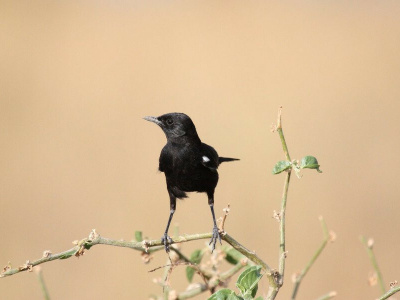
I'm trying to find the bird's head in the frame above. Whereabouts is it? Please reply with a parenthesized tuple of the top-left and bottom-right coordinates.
(143, 113, 199, 141)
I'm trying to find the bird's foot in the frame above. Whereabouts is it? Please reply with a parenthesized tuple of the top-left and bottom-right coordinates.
(161, 233, 173, 253)
(209, 226, 222, 253)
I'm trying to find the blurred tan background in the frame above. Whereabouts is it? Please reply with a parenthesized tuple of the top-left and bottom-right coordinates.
(1, 1, 400, 299)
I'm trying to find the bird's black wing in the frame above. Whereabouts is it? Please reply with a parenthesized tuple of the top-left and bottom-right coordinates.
(159, 145, 173, 173)
(200, 143, 219, 171)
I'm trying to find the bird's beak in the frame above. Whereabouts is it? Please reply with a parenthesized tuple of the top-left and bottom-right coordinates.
(143, 116, 162, 126)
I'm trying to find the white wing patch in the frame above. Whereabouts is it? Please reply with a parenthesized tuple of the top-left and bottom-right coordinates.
(202, 156, 210, 163)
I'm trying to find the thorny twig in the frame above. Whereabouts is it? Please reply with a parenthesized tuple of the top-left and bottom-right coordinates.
(267, 106, 292, 300)
(315, 291, 337, 300)
(378, 285, 400, 300)
(360, 236, 386, 294)
(149, 261, 210, 293)
(1, 229, 270, 278)
(291, 217, 335, 300)
(35, 267, 50, 300)
(219, 204, 230, 232)
(176, 261, 247, 299)
(267, 107, 328, 300)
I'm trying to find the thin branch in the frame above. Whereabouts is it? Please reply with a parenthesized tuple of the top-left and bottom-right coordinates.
(166, 225, 212, 287)
(176, 261, 246, 299)
(267, 106, 292, 300)
(221, 233, 281, 295)
(276, 106, 292, 162)
(276, 106, 292, 283)
(162, 256, 173, 298)
(0, 230, 205, 278)
(170, 247, 214, 280)
(315, 291, 337, 300)
(220, 204, 230, 232)
(222, 234, 271, 273)
(1, 230, 271, 279)
(291, 217, 332, 300)
(150, 260, 211, 297)
(278, 171, 291, 279)
(276, 106, 292, 284)
(170, 247, 191, 264)
(35, 267, 50, 300)
(378, 286, 400, 300)
(360, 236, 386, 294)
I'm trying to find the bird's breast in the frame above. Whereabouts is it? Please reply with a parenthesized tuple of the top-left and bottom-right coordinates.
(165, 147, 218, 193)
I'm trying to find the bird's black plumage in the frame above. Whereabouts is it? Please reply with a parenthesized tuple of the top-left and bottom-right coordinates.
(144, 112, 239, 252)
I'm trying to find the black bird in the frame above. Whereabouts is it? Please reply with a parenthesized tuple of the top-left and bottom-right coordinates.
(144, 113, 239, 252)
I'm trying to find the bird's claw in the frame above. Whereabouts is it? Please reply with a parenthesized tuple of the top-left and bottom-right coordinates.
(161, 234, 173, 252)
(209, 226, 222, 253)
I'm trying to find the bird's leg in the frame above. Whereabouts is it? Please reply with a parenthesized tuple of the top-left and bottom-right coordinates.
(208, 193, 222, 253)
(161, 192, 176, 252)
(161, 210, 174, 252)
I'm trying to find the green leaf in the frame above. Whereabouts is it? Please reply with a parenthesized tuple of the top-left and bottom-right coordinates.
(208, 289, 242, 300)
(190, 249, 204, 264)
(254, 297, 263, 300)
(186, 267, 196, 283)
(228, 295, 243, 300)
(272, 160, 291, 174)
(300, 156, 322, 173)
(236, 283, 245, 296)
(243, 294, 255, 300)
(186, 249, 204, 282)
(222, 246, 245, 265)
(236, 266, 263, 298)
(135, 231, 143, 242)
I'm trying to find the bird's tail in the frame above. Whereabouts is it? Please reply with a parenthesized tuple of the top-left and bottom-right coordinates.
(219, 157, 240, 164)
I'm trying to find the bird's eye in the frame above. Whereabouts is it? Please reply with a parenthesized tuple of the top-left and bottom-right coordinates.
(166, 119, 174, 125)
